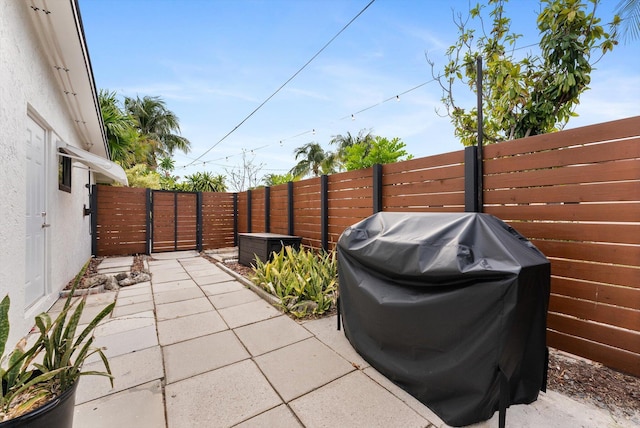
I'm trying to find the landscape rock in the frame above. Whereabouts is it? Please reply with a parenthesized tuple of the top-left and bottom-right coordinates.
(118, 271, 151, 287)
(82, 274, 108, 288)
(104, 276, 119, 290)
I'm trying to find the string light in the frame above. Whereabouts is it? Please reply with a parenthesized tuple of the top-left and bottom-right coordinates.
(175, 79, 435, 171)
(183, 0, 377, 168)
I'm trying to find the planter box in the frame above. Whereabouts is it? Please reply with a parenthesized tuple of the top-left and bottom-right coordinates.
(238, 233, 301, 267)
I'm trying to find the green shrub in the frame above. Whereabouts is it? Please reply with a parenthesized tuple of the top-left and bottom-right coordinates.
(251, 246, 337, 318)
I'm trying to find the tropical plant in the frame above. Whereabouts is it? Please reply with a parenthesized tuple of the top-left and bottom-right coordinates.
(0, 262, 114, 421)
(183, 172, 227, 192)
(124, 164, 162, 189)
(616, 0, 640, 42)
(343, 136, 412, 171)
(427, 0, 619, 146)
(289, 142, 337, 178)
(158, 157, 176, 177)
(251, 246, 337, 318)
(262, 172, 299, 186)
(124, 95, 192, 165)
(329, 129, 374, 169)
(99, 90, 148, 168)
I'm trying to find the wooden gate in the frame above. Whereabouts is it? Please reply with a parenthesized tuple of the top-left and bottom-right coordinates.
(152, 191, 200, 252)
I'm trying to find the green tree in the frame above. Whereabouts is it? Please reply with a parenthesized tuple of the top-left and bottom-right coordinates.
(124, 95, 191, 165)
(290, 142, 337, 178)
(329, 129, 374, 169)
(263, 172, 299, 186)
(428, 0, 619, 146)
(98, 90, 148, 168)
(616, 0, 640, 42)
(343, 136, 412, 171)
(183, 172, 227, 192)
(123, 164, 161, 189)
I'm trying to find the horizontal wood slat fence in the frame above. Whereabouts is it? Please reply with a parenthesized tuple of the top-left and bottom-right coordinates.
(93, 116, 639, 376)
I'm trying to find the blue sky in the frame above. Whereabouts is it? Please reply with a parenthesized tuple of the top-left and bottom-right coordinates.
(79, 0, 639, 183)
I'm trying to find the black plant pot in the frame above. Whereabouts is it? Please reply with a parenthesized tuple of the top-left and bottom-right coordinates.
(0, 380, 79, 428)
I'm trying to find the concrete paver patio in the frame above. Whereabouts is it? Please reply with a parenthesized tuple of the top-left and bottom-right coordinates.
(66, 251, 635, 428)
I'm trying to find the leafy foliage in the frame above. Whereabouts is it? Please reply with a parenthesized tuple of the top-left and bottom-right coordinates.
(428, 0, 619, 146)
(289, 142, 337, 178)
(262, 172, 299, 186)
(124, 95, 191, 164)
(290, 129, 413, 177)
(0, 262, 114, 421)
(343, 136, 412, 171)
(616, 0, 640, 42)
(251, 246, 337, 318)
(123, 164, 162, 189)
(183, 172, 227, 192)
(99, 90, 148, 168)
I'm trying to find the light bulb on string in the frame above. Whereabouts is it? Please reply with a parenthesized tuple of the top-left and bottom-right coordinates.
(351, 114, 355, 121)
(396, 95, 400, 102)
(312, 129, 316, 135)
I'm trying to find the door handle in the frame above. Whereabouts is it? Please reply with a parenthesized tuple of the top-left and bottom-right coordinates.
(42, 223, 51, 228)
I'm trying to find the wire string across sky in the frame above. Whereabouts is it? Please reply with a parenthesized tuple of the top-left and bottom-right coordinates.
(184, 0, 377, 168)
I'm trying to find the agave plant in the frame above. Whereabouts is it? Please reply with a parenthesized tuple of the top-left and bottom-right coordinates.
(251, 246, 337, 318)
(0, 261, 114, 421)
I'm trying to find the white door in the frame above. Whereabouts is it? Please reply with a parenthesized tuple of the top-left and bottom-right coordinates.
(25, 116, 47, 309)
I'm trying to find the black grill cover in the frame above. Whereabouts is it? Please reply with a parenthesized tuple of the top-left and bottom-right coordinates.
(337, 212, 550, 426)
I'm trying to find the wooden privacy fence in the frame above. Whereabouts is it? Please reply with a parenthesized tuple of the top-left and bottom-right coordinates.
(92, 187, 236, 256)
(92, 116, 639, 376)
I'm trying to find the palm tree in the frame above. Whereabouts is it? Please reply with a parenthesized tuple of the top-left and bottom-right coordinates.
(124, 95, 191, 165)
(158, 157, 175, 178)
(616, 0, 640, 42)
(184, 172, 227, 192)
(290, 142, 337, 178)
(329, 129, 374, 170)
(99, 90, 147, 168)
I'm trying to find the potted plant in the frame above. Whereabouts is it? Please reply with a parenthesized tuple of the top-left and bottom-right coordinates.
(0, 263, 115, 427)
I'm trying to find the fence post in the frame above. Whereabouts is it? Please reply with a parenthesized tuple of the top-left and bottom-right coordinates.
(247, 189, 252, 233)
(287, 181, 294, 236)
(146, 189, 152, 254)
(465, 146, 479, 213)
(265, 186, 270, 233)
(476, 56, 484, 212)
(233, 193, 238, 246)
(90, 184, 98, 256)
(321, 174, 329, 251)
(196, 192, 203, 252)
(373, 163, 383, 213)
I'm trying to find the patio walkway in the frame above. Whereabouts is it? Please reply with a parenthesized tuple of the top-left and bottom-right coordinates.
(63, 251, 634, 427)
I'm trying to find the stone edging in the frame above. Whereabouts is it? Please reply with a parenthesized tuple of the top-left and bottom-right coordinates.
(216, 263, 281, 307)
(59, 285, 106, 298)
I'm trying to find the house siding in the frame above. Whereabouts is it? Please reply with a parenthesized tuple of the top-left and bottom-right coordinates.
(0, 1, 95, 348)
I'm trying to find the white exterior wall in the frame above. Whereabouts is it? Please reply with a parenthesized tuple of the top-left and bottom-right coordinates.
(0, 1, 94, 347)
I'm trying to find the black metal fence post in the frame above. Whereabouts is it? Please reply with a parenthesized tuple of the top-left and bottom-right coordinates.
(373, 163, 383, 213)
(233, 193, 238, 246)
(196, 192, 203, 252)
(90, 184, 98, 256)
(321, 175, 329, 251)
(265, 186, 270, 233)
(247, 189, 252, 233)
(476, 56, 484, 212)
(146, 189, 152, 254)
(287, 181, 294, 236)
(465, 146, 479, 213)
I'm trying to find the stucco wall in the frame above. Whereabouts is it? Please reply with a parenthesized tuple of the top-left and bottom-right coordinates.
(0, 1, 94, 347)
